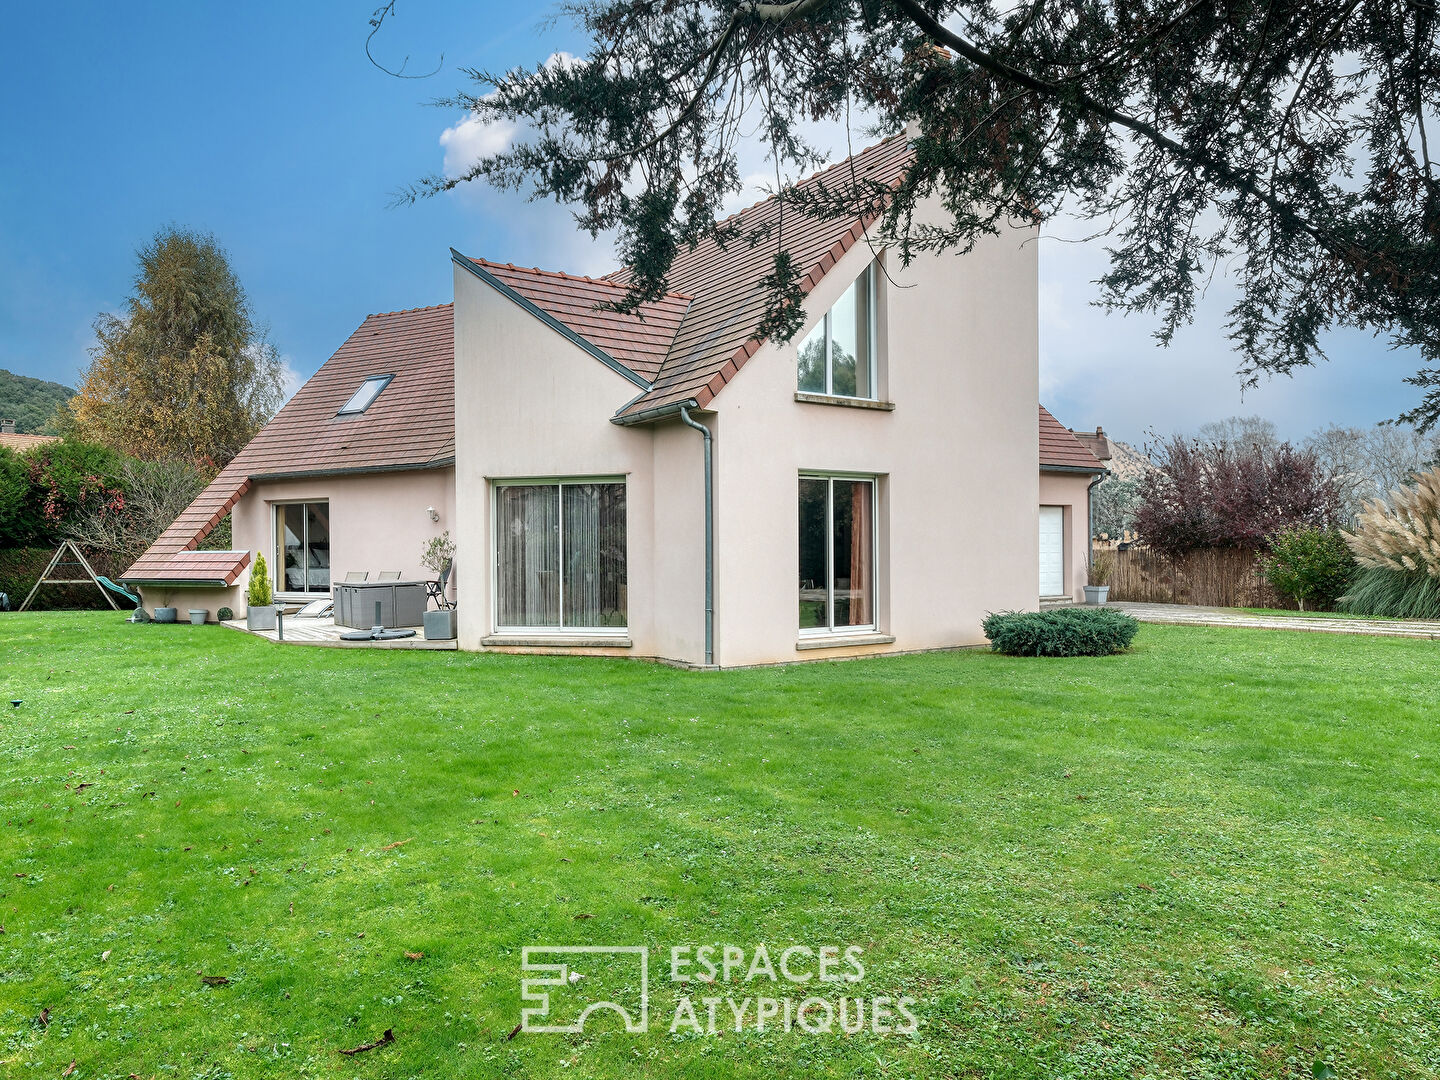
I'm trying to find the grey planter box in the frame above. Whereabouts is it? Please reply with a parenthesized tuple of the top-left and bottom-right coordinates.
(247, 605, 277, 631)
(424, 608, 457, 640)
(1083, 585, 1110, 606)
(188, 609, 209, 626)
(153, 606, 177, 624)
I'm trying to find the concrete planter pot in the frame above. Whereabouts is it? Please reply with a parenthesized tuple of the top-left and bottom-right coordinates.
(153, 607, 178, 624)
(247, 605, 277, 631)
(424, 608, 457, 640)
(1083, 585, 1110, 606)
(188, 609, 209, 626)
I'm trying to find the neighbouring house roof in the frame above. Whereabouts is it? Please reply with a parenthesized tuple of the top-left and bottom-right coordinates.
(453, 133, 917, 422)
(0, 431, 61, 452)
(124, 304, 454, 583)
(1039, 405, 1106, 473)
(1070, 427, 1112, 462)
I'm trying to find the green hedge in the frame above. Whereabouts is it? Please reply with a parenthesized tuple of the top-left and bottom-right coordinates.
(0, 546, 122, 610)
(983, 607, 1140, 657)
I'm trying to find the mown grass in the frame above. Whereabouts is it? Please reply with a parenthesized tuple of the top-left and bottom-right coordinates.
(2, 613, 1439, 1078)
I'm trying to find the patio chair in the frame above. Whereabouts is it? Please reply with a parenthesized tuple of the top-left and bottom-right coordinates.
(294, 597, 334, 619)
(378, 570, 402, 580)
(425, 559, 454, 610)
(343, 571, 368, 582)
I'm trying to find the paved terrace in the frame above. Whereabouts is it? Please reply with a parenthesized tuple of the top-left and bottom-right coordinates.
(1114, 602, 1440, 641)
(220, 616, 457, 650)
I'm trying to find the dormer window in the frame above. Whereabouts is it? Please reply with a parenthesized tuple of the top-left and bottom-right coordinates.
(337, 374, 394, 416)
(797, 264, 876, 400)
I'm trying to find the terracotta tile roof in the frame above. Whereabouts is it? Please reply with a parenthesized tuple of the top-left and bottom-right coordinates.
(0, 432, 61, 452)
(124, 304, 454, 583)
(458, 135, 916, 420)
(617, 134, 916, 418)
(1039, 405, 1105, 472)
(131, 549, 252, 585)
(458, 259, 691, 384)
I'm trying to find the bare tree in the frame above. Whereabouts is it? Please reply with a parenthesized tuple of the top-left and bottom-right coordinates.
(1307, 423, 1440, 517)
(64, 458, 210, 565)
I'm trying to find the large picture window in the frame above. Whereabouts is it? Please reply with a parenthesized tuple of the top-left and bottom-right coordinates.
(495, 480, 627, 632)
(799, 475, 876, 633)
(797, 263, 876, 399)
(275, 502, 330, 594)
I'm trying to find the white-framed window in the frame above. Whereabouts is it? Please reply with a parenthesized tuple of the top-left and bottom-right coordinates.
(493, 478, 627, 633)
(274, 501, 331, 594)
(797, 263, 877, 399)
(798, 474, 877, 634)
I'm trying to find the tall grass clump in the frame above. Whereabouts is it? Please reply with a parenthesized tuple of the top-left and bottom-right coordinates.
(1339, 467, 1440, 619)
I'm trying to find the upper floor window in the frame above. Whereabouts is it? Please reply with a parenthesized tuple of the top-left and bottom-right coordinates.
(797, 264, 875, 400)
(337, 374, 394, 416)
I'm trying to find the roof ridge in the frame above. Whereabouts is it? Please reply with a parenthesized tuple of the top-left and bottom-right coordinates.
(709, 132, 907, 230)
(367, 302, 454, 318)
(464, 256, 695, 302)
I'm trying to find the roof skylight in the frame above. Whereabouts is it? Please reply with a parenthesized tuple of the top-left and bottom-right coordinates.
(337, 374, 393, 416)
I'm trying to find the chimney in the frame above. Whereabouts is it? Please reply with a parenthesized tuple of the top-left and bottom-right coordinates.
(1, 419, 15, 434)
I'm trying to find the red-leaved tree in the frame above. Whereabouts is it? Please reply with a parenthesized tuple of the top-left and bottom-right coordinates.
(1133, 438, 1340, 558)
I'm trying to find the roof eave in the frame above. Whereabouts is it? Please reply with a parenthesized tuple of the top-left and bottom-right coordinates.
(123, 577, 235, 588)
(610, 399, 702, 426)
(1040, 463, 1109, 475)
(246, 456, 456, 482)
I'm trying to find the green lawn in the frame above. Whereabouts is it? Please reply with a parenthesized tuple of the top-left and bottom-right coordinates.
(3, 614, 1440, 1078)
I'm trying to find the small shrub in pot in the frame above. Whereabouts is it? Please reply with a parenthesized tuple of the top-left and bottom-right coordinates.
(983, 608, 1140, 656)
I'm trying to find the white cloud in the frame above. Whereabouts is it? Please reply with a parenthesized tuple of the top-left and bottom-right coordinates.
(440, 116, 518, 177)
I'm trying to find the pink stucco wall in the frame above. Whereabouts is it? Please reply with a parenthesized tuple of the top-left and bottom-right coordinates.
(1038, 470, 1097, 603)
(140, 466, 457, 619)
(451, 197, 1040, 666)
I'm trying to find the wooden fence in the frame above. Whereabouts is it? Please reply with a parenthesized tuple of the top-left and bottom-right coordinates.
(1099, 545, 1293, 609)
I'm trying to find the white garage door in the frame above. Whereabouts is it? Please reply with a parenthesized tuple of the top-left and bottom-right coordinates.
(1039, 506, 1065, 597)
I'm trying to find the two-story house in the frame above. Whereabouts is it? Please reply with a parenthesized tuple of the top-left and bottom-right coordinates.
(124, 134, 1104, 666)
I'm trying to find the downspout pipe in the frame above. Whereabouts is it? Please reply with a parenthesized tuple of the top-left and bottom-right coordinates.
(1085, 469, 1109, 572)
(678, 405, 714, 667)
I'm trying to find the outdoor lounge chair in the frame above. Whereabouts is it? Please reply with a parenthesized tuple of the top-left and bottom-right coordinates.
(378, 570, 402, 580)
(425, 559, 454, 610)
(343, 571, 368, 582)
(294, 597, 334, 618)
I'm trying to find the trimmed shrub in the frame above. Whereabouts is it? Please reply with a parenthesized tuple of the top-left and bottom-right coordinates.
(1339, 566, 1440, 620)
(217, 606, 234, 622)
(248, 552, 272, 607)
(982, 608, 1140, 657)
(1259, 526, 1354, 610)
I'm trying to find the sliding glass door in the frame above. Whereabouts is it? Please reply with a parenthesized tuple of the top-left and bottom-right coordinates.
(495, 480, 627, 632)
(274, 502, 330, 594)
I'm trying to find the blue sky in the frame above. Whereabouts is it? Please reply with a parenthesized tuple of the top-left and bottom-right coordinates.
(0, 2, 1424, 445)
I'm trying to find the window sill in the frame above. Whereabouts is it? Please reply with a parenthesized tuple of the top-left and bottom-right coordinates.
(482, 634, 633, 649)
(795, 632, 895, 651)
(794, 392, 895, 411)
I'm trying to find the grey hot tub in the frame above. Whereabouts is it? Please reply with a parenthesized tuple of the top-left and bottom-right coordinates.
(332, 580, 427, 629)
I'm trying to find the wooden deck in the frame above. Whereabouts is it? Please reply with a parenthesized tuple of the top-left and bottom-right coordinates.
(220, 616, 458, 650)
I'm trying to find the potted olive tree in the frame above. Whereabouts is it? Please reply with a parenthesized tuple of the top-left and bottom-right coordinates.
(421, 531, 457, 640)
(246, 552, 277, 630)
(1084, 550, 1114, 605)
